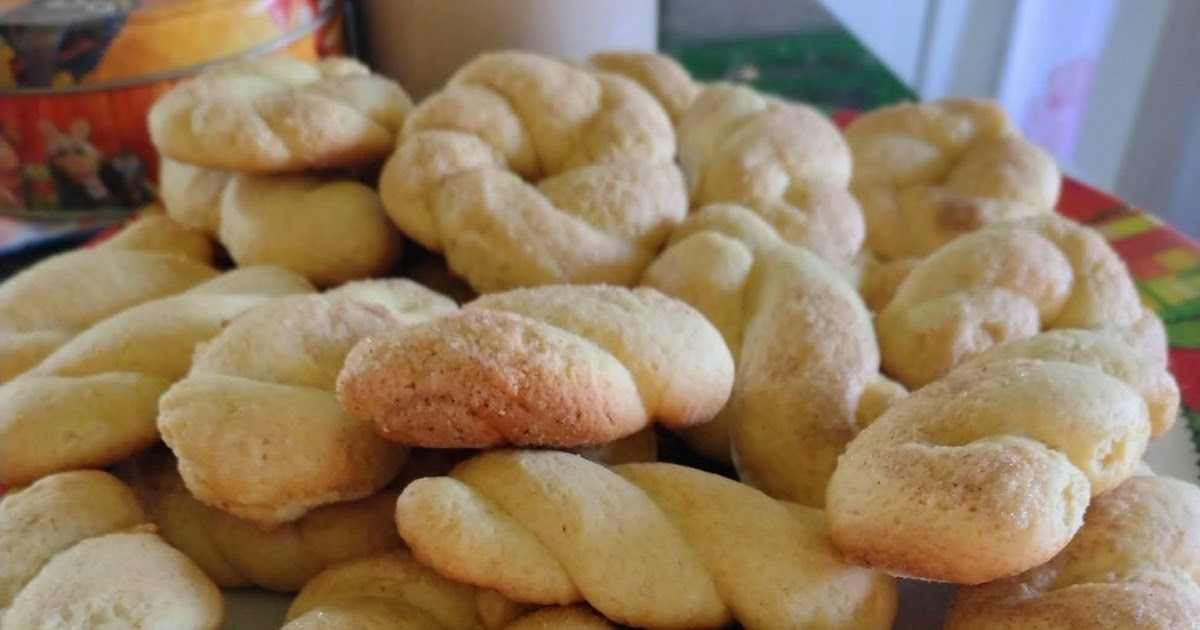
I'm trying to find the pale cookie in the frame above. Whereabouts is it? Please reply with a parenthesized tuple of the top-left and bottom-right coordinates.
(0, 267, 312, 486)
(378, 51, 686, 293)
(159, 280, 455, 524)
(676, 83, 864, 262)
(947, 474, 1200, 629)
(150, 56, 412, 172)
(337, 285, 733, 448)
(394, 450, 897, 629)
(827, 358, 1153, 584)
(845, 98, 1060, 260)
(588, 51, 699, 123)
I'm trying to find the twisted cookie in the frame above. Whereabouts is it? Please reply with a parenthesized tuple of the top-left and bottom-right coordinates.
(0, 266, 312, 486)
(159, 280, 456, 524)
(587, 51, 699, 123)
(643, 204, 892, 505)
(282, 550, 613, 629)
(827, 352, 1159, 584)
(845, 98, 1060, 260)
(0, 214, 215, 383)
(676, 83, 864, 262)
(337, 284, 733, 448)
(877, 213, 1151, 387)
(379, 51, 687, 292)
(0, 471, 222, 629)
(395, 450, 897, 629)
(129, 450, 401, 592)
(150, 56, 412, 172)
(947, 474, 1200, 629)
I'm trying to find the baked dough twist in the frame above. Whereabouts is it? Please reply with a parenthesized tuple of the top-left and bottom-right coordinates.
(0, 266, 312, 486)
(845, 98, 1060, 260)
(642, 203, 896, 505)
(159, 158, 402, 287)
(0, 214, 215, 383)
(150, 56, 412, 172)
(676, 83, 864, 262)
(159, 280, 456, 524)
(827, 353, 1157, 584)
(947, 474, 1200, 629)
(282, 550, 614, 629)
(378, 51, 687, 293)
(876, 213, 1152, 388)
(129, 450, 401, 592)
(587, 51, 699, 123)
(0, 471, 222, 629)
(395, 450, 897, 629)
(337, 285, 733, 448)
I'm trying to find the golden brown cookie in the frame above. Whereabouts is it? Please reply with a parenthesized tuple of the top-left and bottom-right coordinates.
(395, 450, 897, 629)
(337, 285, 733, 449)
(676, 83, 863, 262)
(0, 267, 313, 486)
(827, 358, 1153, 584)
(378, 51, 687, 293)
(845, 98, 1060, 260)
(642, 204, 886, 505)
(0, 215, 215, 384)
(150, 56, 412, 172)
(946, 474, 1200, 629)
(159, 280, 455, 524)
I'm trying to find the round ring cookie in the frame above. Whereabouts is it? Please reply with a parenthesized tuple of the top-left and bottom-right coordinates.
(378, 51, 688, 293)
(159, 280, 456, 524)
(844, 98, 1060, 260)
(394, 450, 897, 629)
(642, 203, 896, 505)
(336, 285, 734, 449)
(947, 474, 1200, 628)
(876, 213, 1152, 388)
(0, 266, 313, 486)
(675, 83, 864, 263)
(826, 354, 1158, 584)
(149, 56, 412, 172)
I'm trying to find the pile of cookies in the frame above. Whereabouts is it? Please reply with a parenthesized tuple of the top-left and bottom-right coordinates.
(1, 50, 1197, 630)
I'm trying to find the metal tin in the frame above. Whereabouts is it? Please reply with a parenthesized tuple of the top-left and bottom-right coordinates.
(0, 0, 346, 219)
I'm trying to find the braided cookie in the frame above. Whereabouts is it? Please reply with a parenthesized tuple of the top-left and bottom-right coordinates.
(160, 158, 401, 286)
(947, 474, 1200, 629)
(159, 280, 456, 524)
(962, 329, 1179, 437)
(676, 83, 864, 262)
(128, 450, 401, 592)
(827, 355, 1157, 584)
(395, 450, 896, 629)
(0, 214, 215, 383)
(337, 284, 733, 448)
(876, 213, 1150, 388)
(587, 51, 699, 123)
(378, 51, 687, 293)
(642, 204, 890, 505)
(845, 98, 1060, 260)
(282, 550, 613, 629)
(0, 471, 222, 629)
(0, 266, 312, 486)
(150, 56, 412, 172)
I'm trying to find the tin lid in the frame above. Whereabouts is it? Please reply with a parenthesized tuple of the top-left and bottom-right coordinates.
(1, 0, 333, 89)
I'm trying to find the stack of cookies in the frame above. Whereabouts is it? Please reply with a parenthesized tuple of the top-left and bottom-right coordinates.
(0, 50, 1196, 630)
